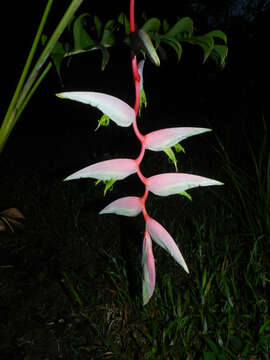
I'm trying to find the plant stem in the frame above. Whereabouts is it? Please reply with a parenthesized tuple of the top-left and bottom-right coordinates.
(0, 0, 84, 155)
(130, 0, 149, 220)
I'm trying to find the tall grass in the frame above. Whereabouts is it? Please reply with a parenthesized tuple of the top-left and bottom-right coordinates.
(1, 116, 270, 358)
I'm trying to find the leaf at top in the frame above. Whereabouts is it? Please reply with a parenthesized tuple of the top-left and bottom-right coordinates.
(142, 18, 161, 34)
(73, 13, 95, 51)
(94, 15, 103, 40)
(163, 19, 169, 33)
(160, 35, 182, 62)
(42, 35, 65, 81)
(118, 12, 130, 35)
(190, 34, 214, 63)
(101, 20, 115, 47)
(207, 30, 227, 44)
(167, 17, 194, 38)
(211, 44, 228, 67)
(97, 44, 110, 71)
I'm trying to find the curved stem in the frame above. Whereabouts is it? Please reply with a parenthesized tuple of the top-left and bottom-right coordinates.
(130, 0, 149, 220)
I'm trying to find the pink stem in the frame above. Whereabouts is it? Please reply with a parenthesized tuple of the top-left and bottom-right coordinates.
(130, 0, 149, 220)
(129, 0, 135, 33)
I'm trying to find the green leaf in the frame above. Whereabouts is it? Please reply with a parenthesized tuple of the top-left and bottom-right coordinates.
(73, 13, 94, 50)
(179, 191, 192, 201)
(42, 35, 65, 82)
(190, 34, 214, 63)
(174, 143, 185, 153)
(142, 18, 161, 33)
(94, 15, 103, 40)
(118, 12, 130, 35)
(95, 113, 110, 131)
(163, 147, 178, 171)
(103, 179, 116, 195)
(139, 87, 147, 114)
(167, 17, 194, 38)
(99, 44, 110, 70)
(206, 30, 227, 44)
(211, 44, 228, 67)
(160, 35, 182, 62)
(163, 19, 169, 33)
(95, 178, 116, 195)
(101, 20, 115, 46)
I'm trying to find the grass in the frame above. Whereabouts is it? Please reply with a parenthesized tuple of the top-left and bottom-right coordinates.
(0, 125, 270, 359)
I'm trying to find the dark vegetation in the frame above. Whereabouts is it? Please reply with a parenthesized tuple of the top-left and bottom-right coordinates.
(0, 1, 270, 358)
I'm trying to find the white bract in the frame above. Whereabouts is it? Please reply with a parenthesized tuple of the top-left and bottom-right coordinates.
(99, 196, 142, 217)
(147, 173, 223, 196)
(64, 158, 137, 181)
(57, 92, 136, 127)
(146, 217, 189, 273)
(145, 127, 211, 151)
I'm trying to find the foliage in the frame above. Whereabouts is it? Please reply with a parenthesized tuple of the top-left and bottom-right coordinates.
(48, 12, 228, 77)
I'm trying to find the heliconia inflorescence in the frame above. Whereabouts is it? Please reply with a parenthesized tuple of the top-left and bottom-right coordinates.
(57, 0, 223, 305)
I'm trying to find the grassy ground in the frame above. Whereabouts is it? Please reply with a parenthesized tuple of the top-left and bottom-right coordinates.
(0, 131, 269, 359)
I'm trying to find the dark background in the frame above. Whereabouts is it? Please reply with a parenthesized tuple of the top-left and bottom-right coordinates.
(1, 0, 269, 177)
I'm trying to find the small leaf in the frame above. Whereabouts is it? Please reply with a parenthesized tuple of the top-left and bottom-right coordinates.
(99, 196, 142, 217)
(64, 158, 137, 181)
(179, 190, 192, 201)
(147, 173, 223, 197)
(160, 35, 182, 62)
(163, 147, 178, 171)
(42, 35, 65, 82)
(145, 127, 211, 151)
(118, 12, 130, 35)
(167, 17, 194, 38)
(73, 13, 94, 51)
(190, 35, 214, 63)
(174, 143, 185, 153)
(95, 113, 110, 131)
(142, 18, 161, 34)
(142, 231, 156, 305)
(98, 44, 110, 71)
(146, 217, 189, 273)
(207, 30, 227, 43)
(163, 19, 170, 33)
(101, 20, 115, 46)
(94, 15, 103, 40)
(211, 44, 228, 67)
(56, 92, 136, 127)
(103, 179, 116, 195)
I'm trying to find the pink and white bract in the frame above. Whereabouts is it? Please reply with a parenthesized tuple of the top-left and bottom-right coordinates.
(142, 231, 156, 305)
(146, 217, 189, 274)
(99, 196, 142, 217)
(64, 158, 137, 181)
(147, 173, 223, 197)
(56, 92, 136, 127)
(145, 127, 211, 151)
